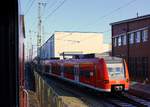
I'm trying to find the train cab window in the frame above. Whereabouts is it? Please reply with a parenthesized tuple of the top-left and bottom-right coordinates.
(107, 63, 125, 79)
(116, 67, 122, 74)
(51, 65, 55, 73)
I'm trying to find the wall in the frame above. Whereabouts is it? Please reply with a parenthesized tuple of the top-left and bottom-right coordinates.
(54, 32, 110, 59)
(111, 17, 150, 82)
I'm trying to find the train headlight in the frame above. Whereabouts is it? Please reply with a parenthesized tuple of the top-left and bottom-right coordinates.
(104, 80, 109, 84)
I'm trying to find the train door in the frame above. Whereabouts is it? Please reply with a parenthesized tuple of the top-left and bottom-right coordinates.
(79, 63, 96, 86)
(89, 64, 96, 86)
(49, 64, 51, 74)
(61, 64, 64, 77)
(74, 64, 79, 82)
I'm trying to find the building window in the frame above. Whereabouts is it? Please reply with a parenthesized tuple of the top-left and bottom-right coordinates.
(113, 37, 117, 47)
(135, 31, 141, 43)
(118, 36, 121, 46)
(129, 33, 134, 44)
(116, 37, 118, 46)
(122, 35, 126, 45)
(142, 29, 148, 42)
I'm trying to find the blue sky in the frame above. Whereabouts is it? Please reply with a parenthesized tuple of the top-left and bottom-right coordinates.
(21, 0, 150, 57)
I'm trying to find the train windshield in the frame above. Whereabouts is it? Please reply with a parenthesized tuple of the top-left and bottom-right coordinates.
(107, 63, 125, 80)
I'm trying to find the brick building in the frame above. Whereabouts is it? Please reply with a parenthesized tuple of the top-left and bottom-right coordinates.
(110, 14, 150, 83)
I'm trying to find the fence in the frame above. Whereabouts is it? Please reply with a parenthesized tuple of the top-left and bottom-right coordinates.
(19, 87, 29, 107)
(128, 57, 149, 82)
(34, 71, 68, 107)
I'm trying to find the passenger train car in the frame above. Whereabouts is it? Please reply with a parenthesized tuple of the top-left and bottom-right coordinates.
(39, 54, 129, 92)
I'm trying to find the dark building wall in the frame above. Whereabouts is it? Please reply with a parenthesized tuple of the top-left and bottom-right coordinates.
(111, 16, 150, 83)
(112, 23, 128, 36)
(112, 18, 150, 36)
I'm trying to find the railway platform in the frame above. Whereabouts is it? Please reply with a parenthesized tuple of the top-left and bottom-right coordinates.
(129, 81, 150, 100)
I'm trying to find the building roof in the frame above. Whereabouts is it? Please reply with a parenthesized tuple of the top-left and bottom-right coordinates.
(55, 31, 102, 34)
(110, 14, 150, 26)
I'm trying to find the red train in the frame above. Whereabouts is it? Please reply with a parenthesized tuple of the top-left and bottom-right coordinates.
(39, 54, 129, 92)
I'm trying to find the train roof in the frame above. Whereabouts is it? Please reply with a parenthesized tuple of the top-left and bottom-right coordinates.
(98, 56, 123, 63)
(43, 55, 123, 64)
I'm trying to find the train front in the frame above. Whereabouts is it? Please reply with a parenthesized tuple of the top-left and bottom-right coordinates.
(101, 56, 130, 92)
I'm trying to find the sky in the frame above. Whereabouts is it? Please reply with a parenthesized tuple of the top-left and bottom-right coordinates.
(20, 0, 150, 59)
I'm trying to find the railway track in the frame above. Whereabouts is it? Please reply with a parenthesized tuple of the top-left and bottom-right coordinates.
(104, 93, 148, 107)
(106, 97, 137, 107)
(128, 90, 150, 101)
(123, 92, 150, 107)
(40, 72, 150, 107)
(43, 74, 109, 107)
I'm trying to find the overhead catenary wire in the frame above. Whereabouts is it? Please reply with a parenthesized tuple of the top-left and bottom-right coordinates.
(29, 0, 138, 48)
(24, 0, 32, 9)
(29, 0, 94, 41)
(44, 0, 67, 22)
(24, 0, 36, 15)
(29, 0, 67, 37)
(42, 0, 59, 16)
(65, 0, 138, 44)
(83, 0, 138, 27)
(42, 0, 138, 43)
(29, 2, 47, 32)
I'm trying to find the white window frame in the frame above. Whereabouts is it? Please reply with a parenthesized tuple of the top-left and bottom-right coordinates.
(118, 36, 121, 46)
(113, 37, 117, 47)
(129, 33, 134, 44)
(123, 35, 126, 45)
(142, 29, 148, 42)
(135, 31, 141, 43)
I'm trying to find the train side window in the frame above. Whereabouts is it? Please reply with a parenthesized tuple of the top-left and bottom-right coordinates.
(64, 66, 74, 75)
(79, 64, 95, 79)
(51, 64, 55, 73)
(79, 70, 83, 76)
(52, 64, 60, 73)
(79, 69, 90, 78)
(84, 71, 90, 78)
(61, 65, 64, 73)
(56, 65, 61, 73)
(45, 65, 49, 73)
(70, 66, 74, 75)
